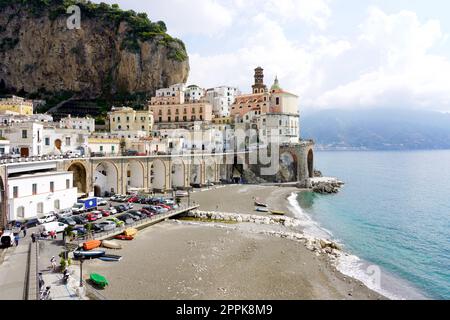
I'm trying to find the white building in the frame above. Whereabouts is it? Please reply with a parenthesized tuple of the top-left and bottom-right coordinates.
(60, 115, 95, 132)
(8, 170, 77, 221)
(185, 85, 205, 102)
(42, 126, 90, 156)
(0, 139, 10, 156)
(155, 83, 186, 98)
(206, 86, 240, 117)
(0, 122, 44, 157)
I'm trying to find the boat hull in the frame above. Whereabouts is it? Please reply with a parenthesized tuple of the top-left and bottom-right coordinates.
(74, 250, 105, 259)
(102, 240, 122, 249)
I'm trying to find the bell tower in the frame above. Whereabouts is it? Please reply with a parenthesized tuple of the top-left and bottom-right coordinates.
(252, 66, 267, 94)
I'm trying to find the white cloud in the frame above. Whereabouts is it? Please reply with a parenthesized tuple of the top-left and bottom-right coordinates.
(315, 8, 450, 111)
(99, 0, 234, 37)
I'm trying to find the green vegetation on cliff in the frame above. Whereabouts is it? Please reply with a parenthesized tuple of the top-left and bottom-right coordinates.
(0, 0, 187, 61)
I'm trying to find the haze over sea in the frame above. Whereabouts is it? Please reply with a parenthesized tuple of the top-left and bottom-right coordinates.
(295, 150, 450, 300)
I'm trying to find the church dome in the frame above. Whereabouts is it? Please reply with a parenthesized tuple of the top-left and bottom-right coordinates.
(271, 76, 281, 91)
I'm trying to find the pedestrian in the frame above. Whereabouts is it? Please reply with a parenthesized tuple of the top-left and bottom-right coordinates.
(23, 225, 27, 237)
(31, 232, 36, 243)
(50, 256, 56, 271)
(14, 235, 19, 246)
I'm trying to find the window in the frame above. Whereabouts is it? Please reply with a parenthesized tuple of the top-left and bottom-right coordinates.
(22, 130, 27, 139)
(112, 146, 115, 153)
(126, 116, 130, 122)
(65, 137, 71, 146)
(32, 184, 37, 195)
(168, 116, 171, 122)
(100, 146, 104, 152)
(66, 179, 70, 189)
(159, 117, 162, 122)
(142, 126, 145, 130)
(50, 182, 54, 193)
(13, 186, 18, 198)
(117, 117, 121, 122)
(276, 97, 280, 105)
(45, 137, 50, 146)
(54, 200, 60, 210)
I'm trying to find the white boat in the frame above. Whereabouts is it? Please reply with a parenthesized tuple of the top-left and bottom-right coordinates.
(255, 207, 269, 213)
(102, 240, 123, 249)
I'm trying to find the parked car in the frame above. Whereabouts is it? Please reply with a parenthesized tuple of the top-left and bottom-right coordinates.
(84, 213, 99, 222)
(96, 221, 117, 232)
(106, 217, 125, 227)
(117, 214, 134, 225)
(156, 203, 171, 210)
(40, 221, 68, 235)
(25, 218, 40, 228)
(127, 210, 146, 220)
(90, 211, 103, 219)
(96, 197, 108, 206)
(58, 217, 76, 227)
(107, 207, 118, 215)
(175, 190, 189, 198)
(99, 209, 111, 217)
(110, 195, 121, 201)
(56, 211, 73, 219)
(90, 223, 103, 233)
(38, 213, 57, 224)
(140, 208, 154, 217)
(123, 203, 133, 210)
(124, 150, 138, 156)
(72, 215, 88, 225)
(73, 226, 87, 236)
(127, 196, 139, 203)
(90, 152, 105, 157)
(71, 203, 86, 214)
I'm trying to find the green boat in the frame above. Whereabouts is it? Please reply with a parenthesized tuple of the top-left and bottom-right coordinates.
(90, 273, 109, 288)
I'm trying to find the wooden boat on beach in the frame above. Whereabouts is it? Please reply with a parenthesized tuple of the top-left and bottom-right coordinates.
(73, 250, 105, 259)
(114, 234, 134, 241)
(102, 240, 122, 249)
(124, 228, 138, 237)
(83, 240, 101, 251)
(98, 254, 122, 262)
(271, 210, 286, 216)
(254, 201, 268, 207)
(90, 273, 109, 288)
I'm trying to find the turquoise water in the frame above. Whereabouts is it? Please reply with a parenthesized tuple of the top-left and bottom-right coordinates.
(296, 150, 450, 300)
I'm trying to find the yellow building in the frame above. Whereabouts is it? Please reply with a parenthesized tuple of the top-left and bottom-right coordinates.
(0, 95, 34, 115)
(107, 107, 154, 135)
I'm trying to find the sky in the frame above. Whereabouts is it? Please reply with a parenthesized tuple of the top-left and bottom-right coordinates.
(96, 0, 450, 113)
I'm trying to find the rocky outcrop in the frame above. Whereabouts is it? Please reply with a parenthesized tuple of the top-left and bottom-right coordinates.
(0, 1, 189, 99)
(310, 177, 345, 194)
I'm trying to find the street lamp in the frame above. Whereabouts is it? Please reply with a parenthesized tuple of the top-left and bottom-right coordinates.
(79, 258, 84, 287)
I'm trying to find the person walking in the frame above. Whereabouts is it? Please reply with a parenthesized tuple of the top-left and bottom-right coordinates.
(14, 234, 19, 246)
(50, 256, 57, 271)
(31, 232, 36, 243)
(23, 225, 27, 237)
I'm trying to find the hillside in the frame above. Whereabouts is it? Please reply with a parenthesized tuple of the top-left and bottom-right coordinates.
(0, 0, 189, 110)
(301, 108, 450, 150)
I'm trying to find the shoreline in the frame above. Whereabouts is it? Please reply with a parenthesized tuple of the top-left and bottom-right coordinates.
(82, 185, 386, 300)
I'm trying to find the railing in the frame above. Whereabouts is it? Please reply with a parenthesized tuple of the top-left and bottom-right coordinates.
(70, 204, 198, 244)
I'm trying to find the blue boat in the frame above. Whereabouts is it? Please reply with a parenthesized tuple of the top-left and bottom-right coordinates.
(73, 250, 105, 259)
(98, 254, 122, 262)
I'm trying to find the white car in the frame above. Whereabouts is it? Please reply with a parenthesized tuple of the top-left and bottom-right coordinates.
(38, 213, 57, 224)
(71, 203, 86, 214)
(96, 221, 116, 232)
(40, 221, 68, 235)
(91, 210, 103, 219)
(96, 197, 108, 206)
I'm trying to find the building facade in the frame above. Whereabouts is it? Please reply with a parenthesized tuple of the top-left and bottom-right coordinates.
(206, 86, 240, 117)
(107, 107, 154, 135)
(60, 115, 95, 132)
(0, 95, 34, 115)
(8, 170, 77, 221)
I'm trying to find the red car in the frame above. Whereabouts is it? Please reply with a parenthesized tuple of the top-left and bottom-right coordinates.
(99, 209, 111, 217)
(140, 208, 154, 217)
(85, 213, 98, 222)
(156, 203, 171, 210)
(127, 196, 139, 203)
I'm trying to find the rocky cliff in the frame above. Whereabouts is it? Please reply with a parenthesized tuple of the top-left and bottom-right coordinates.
(0, 1, 189, 100)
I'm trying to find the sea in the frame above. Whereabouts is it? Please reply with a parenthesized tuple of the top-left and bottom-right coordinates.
(289, 150, 450, 300)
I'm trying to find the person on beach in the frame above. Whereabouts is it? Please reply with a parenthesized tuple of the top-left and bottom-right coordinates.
(51, 256, 56, 271)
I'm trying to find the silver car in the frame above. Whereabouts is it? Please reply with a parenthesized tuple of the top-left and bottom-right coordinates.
(97, 221, 117, 232)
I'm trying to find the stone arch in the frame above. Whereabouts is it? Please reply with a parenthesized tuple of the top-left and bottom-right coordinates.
(67, 162, 87, 194)
(307, 149, 314, 179)
(95, 161, 119, 196)
(94, 185, 102, 197)
(190, 158, 202, 186)
(151, 159, 166, 191)
(171, 158, 186, 189)
(127, 160, 145, 192)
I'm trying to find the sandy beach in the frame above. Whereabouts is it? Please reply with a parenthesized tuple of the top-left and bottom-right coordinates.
(83, 185, 385, 300)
